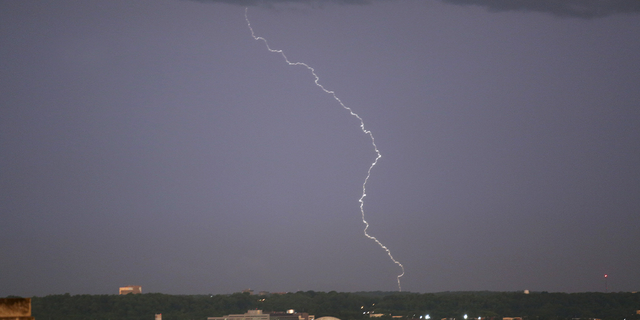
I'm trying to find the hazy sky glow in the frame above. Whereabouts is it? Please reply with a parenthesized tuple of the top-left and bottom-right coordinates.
(1, 0, 639, 296)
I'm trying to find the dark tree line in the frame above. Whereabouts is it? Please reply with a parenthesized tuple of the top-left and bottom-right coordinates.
(17, 291, 640, 320)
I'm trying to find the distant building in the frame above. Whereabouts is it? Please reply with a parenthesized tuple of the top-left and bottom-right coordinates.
(0, 298, 34, 320)
(270, 310, 314, 320)
(209, 310, 270, 320)
(209, 310, 318, 320)
(119, 286, 142, 295)
(242, 289, 254, 295)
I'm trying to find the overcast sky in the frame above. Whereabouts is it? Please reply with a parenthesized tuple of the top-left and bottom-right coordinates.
(1, 0, 639, 297)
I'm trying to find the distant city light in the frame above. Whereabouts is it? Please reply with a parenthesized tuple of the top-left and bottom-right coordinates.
(464, 314, 468, 319)
(425, 315, 430, 319)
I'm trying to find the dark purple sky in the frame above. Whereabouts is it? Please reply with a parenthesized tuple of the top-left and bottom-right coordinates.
(1, 0, 639, 297)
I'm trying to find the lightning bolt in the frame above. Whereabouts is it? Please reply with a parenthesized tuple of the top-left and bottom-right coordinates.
(245, 8, 405, 291)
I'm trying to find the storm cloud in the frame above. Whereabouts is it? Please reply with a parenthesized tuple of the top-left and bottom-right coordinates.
(441, 0, 640, 18)
(192, 0, 374, 6)
(196, 0, 640, 18)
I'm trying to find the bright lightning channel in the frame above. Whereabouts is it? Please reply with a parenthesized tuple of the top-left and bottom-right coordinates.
(245, 8, 405, 291)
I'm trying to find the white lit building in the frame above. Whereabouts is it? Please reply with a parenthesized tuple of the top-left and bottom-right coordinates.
(208, 310, 270, 320)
